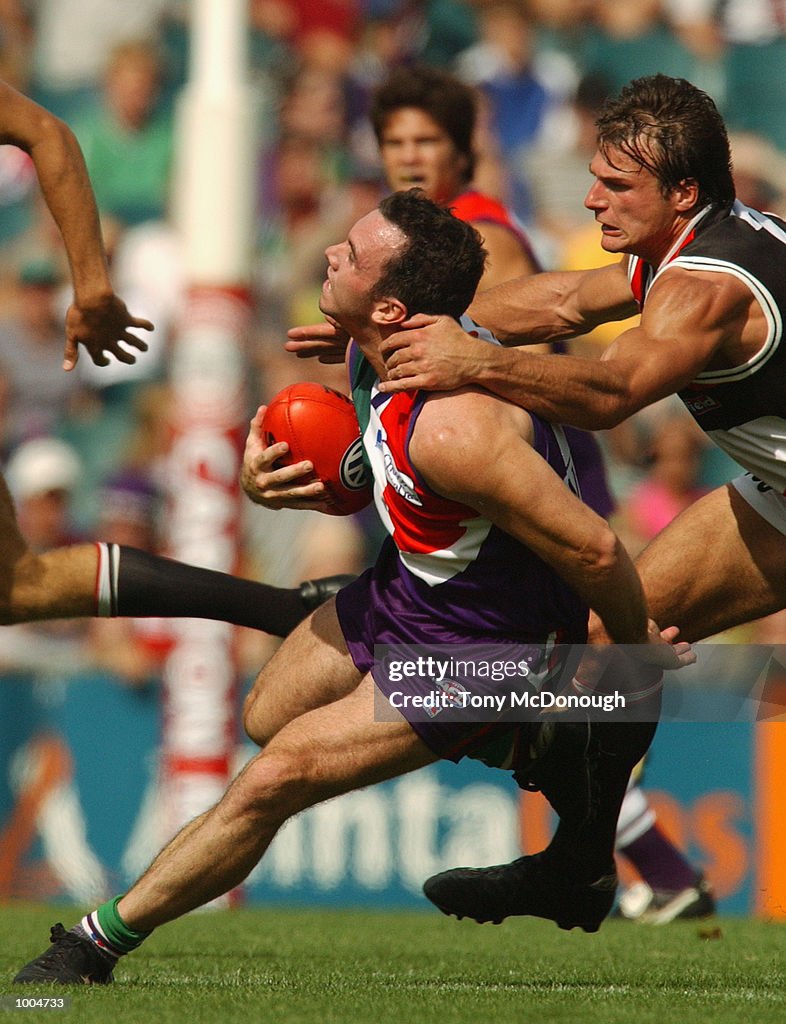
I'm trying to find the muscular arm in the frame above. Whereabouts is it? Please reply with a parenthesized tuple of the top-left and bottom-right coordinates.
(0, 80, 152, 368)
(468, 260, 636, 344)
(408, 389, 650, 644)
(383, 267, 749, 430)
(377, 261, 637, 406)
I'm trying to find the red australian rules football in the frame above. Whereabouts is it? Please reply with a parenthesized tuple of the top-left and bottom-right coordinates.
(261, 382, 372, 516)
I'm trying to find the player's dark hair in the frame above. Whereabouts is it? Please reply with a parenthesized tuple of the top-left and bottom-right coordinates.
(374, 189, 486, 320)
(370, 65, 477, 183)
(596, 74, 735, 209)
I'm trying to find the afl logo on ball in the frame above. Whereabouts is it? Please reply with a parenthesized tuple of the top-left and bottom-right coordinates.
(340, 438, 369, 491)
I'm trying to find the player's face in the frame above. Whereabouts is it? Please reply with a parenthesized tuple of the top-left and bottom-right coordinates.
(321, 209, 407, 327)
(584, 145, 690, 265)
(379, 107, 468, 205)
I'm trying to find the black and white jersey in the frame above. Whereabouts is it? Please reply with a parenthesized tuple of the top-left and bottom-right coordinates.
(628, 200, 786, 493)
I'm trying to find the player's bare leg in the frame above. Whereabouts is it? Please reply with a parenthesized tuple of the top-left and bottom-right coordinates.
(14, 666, 435, 982)
(119, 669, 436, 931)
(0, 473, 99, 623)
(0, 469, 352, 631)
(243, 598, 361, 744)
(589, 483, 786, 645)
(428, 483, 786, 933)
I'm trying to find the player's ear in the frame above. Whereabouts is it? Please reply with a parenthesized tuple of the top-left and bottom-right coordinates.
(673, 177, 700, 211)
(371, 297, 407, 325)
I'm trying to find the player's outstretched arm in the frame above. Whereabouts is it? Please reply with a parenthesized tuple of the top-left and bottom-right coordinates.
(240, 406, 332, 511)
(376, 262, 635, 397)
(0, 80, 153, 369)
(381, 267, 735, 431)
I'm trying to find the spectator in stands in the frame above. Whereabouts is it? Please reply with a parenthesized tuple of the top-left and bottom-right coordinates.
(6, 436, 82, 550)
(578, 0, 710, 93)
(713, 0, 786, 154)
(72, 39, 174, 229)
(0, 257, 81, 453)
(618, 410, 709, 557)
(0, 437, 87, 672)
(455, 0, 554, 220)
(11, 0, 171, 122)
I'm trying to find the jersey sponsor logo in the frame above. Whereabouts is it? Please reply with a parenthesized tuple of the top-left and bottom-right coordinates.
(376, 430, 423, 507)
(340, 437, 370, 491)
(684, 393, 721, 415)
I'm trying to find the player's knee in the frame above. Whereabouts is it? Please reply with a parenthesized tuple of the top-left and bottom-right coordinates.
(233, 747, 315, 819)
(242, 685, 276, 747)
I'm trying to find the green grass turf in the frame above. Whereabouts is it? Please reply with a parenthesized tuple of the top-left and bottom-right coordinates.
(0, 905, 784, 1024)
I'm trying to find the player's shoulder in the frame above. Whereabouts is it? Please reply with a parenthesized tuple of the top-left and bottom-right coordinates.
(412, 387, 533, 465)
(409, 387, 539, 504)
(654, 257, 760, 304)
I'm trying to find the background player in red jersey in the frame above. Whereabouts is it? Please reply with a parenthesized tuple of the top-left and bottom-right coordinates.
(371, 64, 539, 289)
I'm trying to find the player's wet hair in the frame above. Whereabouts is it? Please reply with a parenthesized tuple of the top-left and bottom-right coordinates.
(370, 65, 477, 183)
(375, 189, 486, 320)
(596, 74, 735, 209)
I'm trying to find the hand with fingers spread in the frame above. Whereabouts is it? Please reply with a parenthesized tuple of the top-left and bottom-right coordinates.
(285, 316, 350, 364)
(572, 621, 695, 715)
(240, 407, 332, 511)
(0, 81, 155, 372)
(586, 614, 695, 673)
(64, 292, 153, 370)
(378, 313, 490, 393)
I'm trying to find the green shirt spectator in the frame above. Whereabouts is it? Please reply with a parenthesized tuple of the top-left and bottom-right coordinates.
(72, 39, 174, 227)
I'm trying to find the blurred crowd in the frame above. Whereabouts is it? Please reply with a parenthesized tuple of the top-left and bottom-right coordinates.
(1, 0, 786, 685)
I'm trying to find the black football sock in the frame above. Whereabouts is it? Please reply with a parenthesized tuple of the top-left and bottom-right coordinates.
(95, 543, 311, 637)
(542, 720, 658, 883)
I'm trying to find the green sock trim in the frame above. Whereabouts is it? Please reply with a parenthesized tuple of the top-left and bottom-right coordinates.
(96, 895, 152, 954)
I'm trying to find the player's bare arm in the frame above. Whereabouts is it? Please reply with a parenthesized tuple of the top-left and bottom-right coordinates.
(377, 262, 635, 395)
(240, 406, 330, 511)
(0, 80, 153, 369)
(409, 388, 649, 643)
(383, 267, 747, 430)
(470, 259, 636, 344)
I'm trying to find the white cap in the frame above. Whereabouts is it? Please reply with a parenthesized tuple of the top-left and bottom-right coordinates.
(6, 438, 81, 501)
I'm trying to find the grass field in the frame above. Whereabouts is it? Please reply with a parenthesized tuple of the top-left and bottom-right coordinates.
(0, 904, 785, 1024)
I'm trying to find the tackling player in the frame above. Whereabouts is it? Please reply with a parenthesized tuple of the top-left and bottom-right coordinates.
(371, 75, 786, 918)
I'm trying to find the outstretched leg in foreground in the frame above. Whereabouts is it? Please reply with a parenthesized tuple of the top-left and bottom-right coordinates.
(0, 472, 351, 632)
(14, 603, 437, 983)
